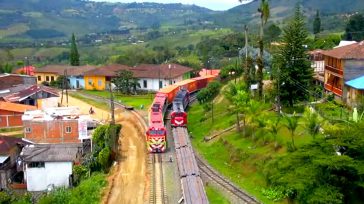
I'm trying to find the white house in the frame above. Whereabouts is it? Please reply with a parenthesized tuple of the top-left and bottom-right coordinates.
(20, 143, 82, 191)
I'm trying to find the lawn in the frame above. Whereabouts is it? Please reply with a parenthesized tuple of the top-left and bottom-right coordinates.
(81, 90, 154, 110)
(188, 93, 320, 203)
(206, 185, 231, 204)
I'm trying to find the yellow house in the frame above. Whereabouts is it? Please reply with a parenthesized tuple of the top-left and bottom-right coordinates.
(84, 76, 106, 90)
(35, 65, 69, 84)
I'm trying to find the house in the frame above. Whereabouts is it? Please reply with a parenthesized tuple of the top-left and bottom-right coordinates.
(309, 49, 325, 85)
(83, 64, 130, 90)
(20, 143, 82, 191)
(0, 102, 37, 128)
(334, 40, 357, 48)
(22, 107, 97, 144)
(35, 65, 97, 88)
(0, 136, 30, 189)
(132, 64, 192, 91)
(0, 74, 36, 90)
(13, 66, 36, 76)
(323, 41, 364, 102)
(0, 84, 59, 106)
(345, 75, 364, 105)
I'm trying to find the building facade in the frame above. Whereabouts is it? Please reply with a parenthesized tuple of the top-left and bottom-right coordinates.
(0, 102, 36, 128)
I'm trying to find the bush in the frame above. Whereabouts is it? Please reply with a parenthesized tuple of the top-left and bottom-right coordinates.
(0, 191, 11, 204)
(98, 147, 111, 172)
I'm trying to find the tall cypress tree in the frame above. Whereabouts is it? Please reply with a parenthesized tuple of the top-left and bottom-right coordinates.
(313, 10, 321, 34)
(70, 33, 80, 66)
(274, 6, 313, 107)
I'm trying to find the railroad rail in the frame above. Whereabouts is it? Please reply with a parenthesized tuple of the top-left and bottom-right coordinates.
(195, 156, 258, 204)
(150, 154, 165, 204)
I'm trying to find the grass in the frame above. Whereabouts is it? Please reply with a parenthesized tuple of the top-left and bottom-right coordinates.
(188, 93, 320, 203)
(206, 185, 231, 204)
(314, 101, 351, 122)
(81, 90, 154, 110)
(69, 92, 109, 111)
(0, 23, 29, 37)
(0, 127, 23, 133)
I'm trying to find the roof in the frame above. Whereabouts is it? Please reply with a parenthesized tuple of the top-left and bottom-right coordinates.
(36, 65, 97, 76)
(0, 74, 37, 90)
(334, 40, 357, 48)
(345, 75, 364, 90)
(322, 41, 364, 60)
(0, 101, 37, 113)
(199, 69, 220, 77)
(84, 63, 193, 79)
(1, 85, 59, 103)
(0, 136, 30, 155)
(83, 64, 130, 77)
(13, 66, 35, 76)
(21, 143, 82, 162)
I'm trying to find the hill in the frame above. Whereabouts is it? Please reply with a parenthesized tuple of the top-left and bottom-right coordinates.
(213, 0, 364, 31)
(0, 0, 216, 42)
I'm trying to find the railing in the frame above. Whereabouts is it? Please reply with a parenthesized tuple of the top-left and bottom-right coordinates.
(325, 83, 343, 96)
(325, 65, 343, 76)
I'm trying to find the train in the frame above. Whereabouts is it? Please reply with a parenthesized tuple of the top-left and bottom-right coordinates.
(146, 75, 216, 153)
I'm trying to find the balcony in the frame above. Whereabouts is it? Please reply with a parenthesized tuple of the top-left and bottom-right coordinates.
(325, 65, 343, 76)
(325, 83, 343, 96)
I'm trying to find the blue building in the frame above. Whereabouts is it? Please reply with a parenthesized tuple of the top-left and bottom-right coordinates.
(67, 65, 97, 89)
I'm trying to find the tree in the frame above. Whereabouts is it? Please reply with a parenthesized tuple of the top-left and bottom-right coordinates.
(303, 108, 322, 140)
(267, 116, 281, 150)
(70, 33, 80, 66)
(264, 23, 282, 43)
(284, 114, 299, 150)
(0, 63, 13, 74)
(344, 14, 364, 41)
(273, 6, 313, 106)
(112, 70, 136, 94)
(243, 56, 254, 90)
(313, 10, 321, 34)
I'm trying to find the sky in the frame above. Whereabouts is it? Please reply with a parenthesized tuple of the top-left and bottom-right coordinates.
(92, 0, 254, 11)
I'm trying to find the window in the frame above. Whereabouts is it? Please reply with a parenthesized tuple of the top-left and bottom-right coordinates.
(25, 127, 31, 133)
(66, 126, 72, 133)
(98, 80, 102, 86)
(159, 81, 163, 89)
(51, 76, 54, 81)
(143, 80, 147, 88)
(37, 76, 41, 81)
(88, 79, 93, 85)
(45, 76, 50, 81)
(28, 162, 45, 168)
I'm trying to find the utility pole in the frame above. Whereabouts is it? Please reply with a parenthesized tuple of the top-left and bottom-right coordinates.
(245, 25, 248, 60)
(109, 82, 115, 125)
(65, 69, 68, 107)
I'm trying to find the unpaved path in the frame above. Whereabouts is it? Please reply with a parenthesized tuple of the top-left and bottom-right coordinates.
(63, 95, 148, 204)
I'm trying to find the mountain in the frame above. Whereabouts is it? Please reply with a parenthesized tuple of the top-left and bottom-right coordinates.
(0, 0, 216, 42)
(213, 0, 364, 30)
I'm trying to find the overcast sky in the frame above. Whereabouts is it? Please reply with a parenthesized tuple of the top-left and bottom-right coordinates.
(92, 0, 254, 11)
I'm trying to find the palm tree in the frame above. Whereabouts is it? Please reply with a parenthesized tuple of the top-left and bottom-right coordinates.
(246, 100, 264, 140)
(268, 116, 281, 150)
(303, 108, 322, 140)
(239, 0, 270, 99)
(284, 113, 299, 150)
(224, 82, 250, 133)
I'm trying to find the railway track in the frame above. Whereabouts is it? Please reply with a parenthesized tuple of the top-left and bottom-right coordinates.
(195, 156, 258, 204)
(150, 154, 166, 204)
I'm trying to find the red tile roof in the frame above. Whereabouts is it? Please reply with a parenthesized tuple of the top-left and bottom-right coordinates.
(0, 101, 37, 113)
(322, 41, 364, 60)
(13, 66, 35, 76)
(84, 63, 193, 79)
(36, 65, 97, 76)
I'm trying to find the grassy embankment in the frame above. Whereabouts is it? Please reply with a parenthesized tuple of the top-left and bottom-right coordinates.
(205, 185, 231, 204)
(80, 90, 154, 110)
(188, 91, 321, 204)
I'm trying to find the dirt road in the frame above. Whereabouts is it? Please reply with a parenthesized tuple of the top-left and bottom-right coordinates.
(63, 95, 148, 204)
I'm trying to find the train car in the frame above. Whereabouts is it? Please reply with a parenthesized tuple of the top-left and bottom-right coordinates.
(173, 79, 198, 93)
(146, 93, 168, 153)
(171, 89, 189, 127)
(158, 85, 180, 104)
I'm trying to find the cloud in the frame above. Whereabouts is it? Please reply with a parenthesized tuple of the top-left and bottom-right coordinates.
(91, 0, 253, 10)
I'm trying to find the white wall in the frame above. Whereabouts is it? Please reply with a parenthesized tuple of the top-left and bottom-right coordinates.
(138, 76, 184, 91)
(312, 61, 324, 73)
(25, 162, 73, 191)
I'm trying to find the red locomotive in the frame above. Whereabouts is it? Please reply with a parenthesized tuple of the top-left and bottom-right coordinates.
(146, 74, 217, 153)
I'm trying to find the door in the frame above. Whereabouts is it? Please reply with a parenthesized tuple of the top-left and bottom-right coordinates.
(76, 80, 80, 89)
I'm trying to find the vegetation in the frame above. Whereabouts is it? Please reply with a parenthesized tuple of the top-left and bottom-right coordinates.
(273, 6, 313, 106)
(344, 13, 364, 41)
(112, 70, 140, 94)
(313, 10, 321, 34)
(70, 33, 80, 66)
(206, 185, 231, 204)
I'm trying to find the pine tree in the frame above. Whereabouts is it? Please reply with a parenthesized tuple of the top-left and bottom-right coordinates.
(70, 33, 80, 66)
(274, 6, 313, 107)
(313, 10, 321, 34)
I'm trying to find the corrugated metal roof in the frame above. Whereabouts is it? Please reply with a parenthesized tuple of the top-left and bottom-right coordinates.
(21, 143, 82, 162)
(345, 75, 364, 90)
